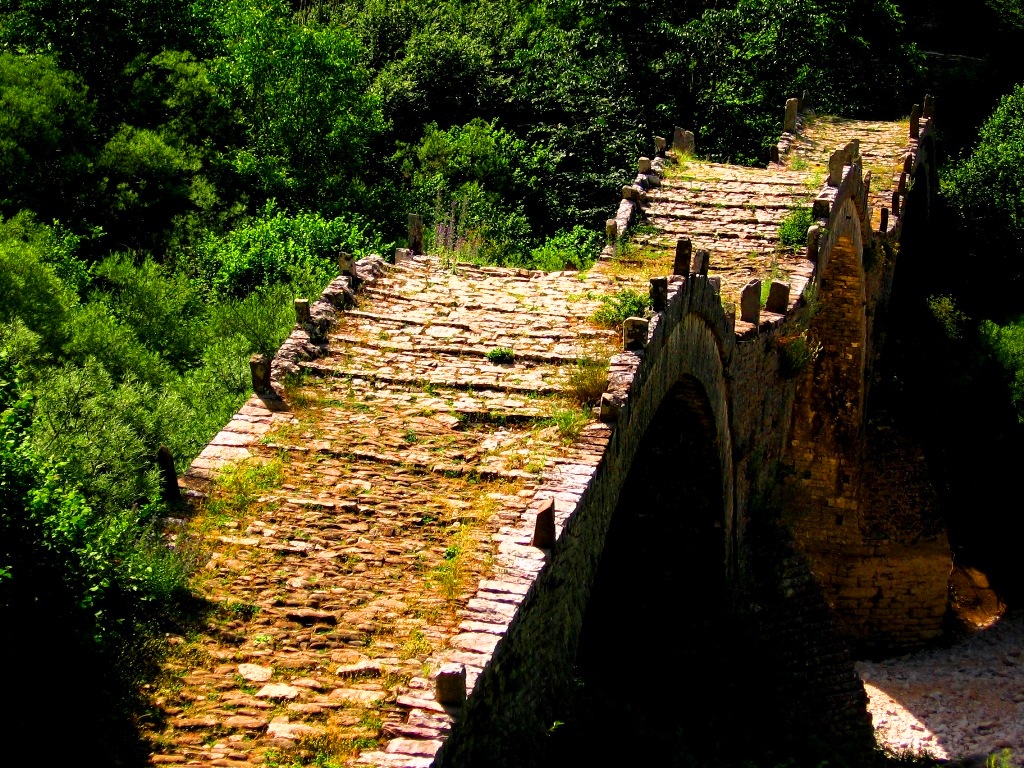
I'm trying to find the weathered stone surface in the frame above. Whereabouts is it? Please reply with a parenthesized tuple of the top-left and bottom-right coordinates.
(237, 664, 272, 682)
(255, 684, 301, 700)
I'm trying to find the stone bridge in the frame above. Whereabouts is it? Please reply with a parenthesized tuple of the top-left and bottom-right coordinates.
(148, 98, 945, 768)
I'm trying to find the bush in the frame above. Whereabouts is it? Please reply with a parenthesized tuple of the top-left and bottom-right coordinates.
(192, 202, 385, 298)
(592, 289, 651, 328)
(528, 226, 602, 271)
(0, 355, 188, 756)
(942, 84, 1024, 311)
(777, 207, 813, 249)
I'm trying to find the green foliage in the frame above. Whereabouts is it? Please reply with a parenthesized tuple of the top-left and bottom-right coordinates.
(981, 317, 1024, 422)
(0, 356, 188, 754)
(528, 226, 602, 271)
(0, 53, 94, 219)
(211, 0, 383, 213)
(942, 84, 1024, 310)
(777, 208, 813, 249)
(192, 202, 385, 299)
(778, 331, 821, 378)
(0, 213, 79, 351)
(486, 347, 515, 364)
(547, 407, 589, 443)
(592, 289, 651, 328)
(567, 357, 609, 405)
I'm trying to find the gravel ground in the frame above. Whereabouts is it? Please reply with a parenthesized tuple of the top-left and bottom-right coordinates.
(857, 612, 1024, 764)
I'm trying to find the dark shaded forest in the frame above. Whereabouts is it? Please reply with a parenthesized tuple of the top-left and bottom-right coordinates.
(1, 0, 1023, 762)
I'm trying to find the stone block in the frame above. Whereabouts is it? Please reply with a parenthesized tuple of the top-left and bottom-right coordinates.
(606, 219, 617, 243)
(673, 127, 695, 154)
(649, 277, 668, 311)
(294, 298, 311, 325)
(531, 498, 556, 549)
(828, 149, 846, 186)
(654, 136, 667, 154)
(909, 103, 921, 139)
(765, 281, 790, 313)
(434, 663, 467, 706)
(708, 276, 722, 294)
(879, 207, 889, 233)
(622, 317, 649, 350)
(599, 392, 620, 422)
(394, 247, 413, 264)
(638, 156, 652, 174)
(692, 248, 709, 275)
(250, 354, 272, 395)
(408, 213, 424, 254)
(673, 237, 692, 275)
(784, 97, 799, 132)
(740, 280, 761, 325)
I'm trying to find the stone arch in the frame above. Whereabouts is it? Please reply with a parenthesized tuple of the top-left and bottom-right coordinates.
(563, 349, 733, 765)
(670, 310, 736, 568)
(787, 195, 867, 532)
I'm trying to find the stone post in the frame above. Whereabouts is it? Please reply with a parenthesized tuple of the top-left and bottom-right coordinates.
(692, 249, 710, 276)
(654, 136, 667, 155)
(806, 224, 820, 263)
(156, 445, 182, 505)
(638, 156, 652, 174)
(923, 94, 935, 119)
(673, 128, 695, 154)
(649, 277, 668, 311)
(879, 207, 889, 234)
(606, 219, 618, 243)
(408, 213, 424, 254)
(250, 354, 272, 396)
(766, 281, 790, 313)
(673, 238, 692, 275)
(909, 104, 921, 139)
(740, 280, 761, 325)
(394, 247, 413, 264)
(784, 98, 799, 133)
(294, 298, 311, 325)
(622, 317, 649, 350)
(828, 148, 846, 186)
(891, 191, 901, 217)
(531, 498, 556, 549)
(434, 663, 467, 706)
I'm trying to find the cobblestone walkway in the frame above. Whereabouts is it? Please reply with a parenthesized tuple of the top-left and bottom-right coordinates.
(786, 114, 909, 230)
(148, 260, 621, 767)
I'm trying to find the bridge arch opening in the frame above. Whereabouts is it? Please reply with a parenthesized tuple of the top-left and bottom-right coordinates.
(543, 374, 759, 766)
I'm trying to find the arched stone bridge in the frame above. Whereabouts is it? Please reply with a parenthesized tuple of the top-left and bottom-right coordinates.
(149, 100, 944, 767)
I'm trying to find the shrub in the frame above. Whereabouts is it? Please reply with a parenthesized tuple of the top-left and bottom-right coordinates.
(592, 289, 651, 328)
(486, 347, 515, 364)
(568, 357, 608, 405)
(192, 202, 386, 299)
(777, 207, 813, 249)
(528, 226, 602, 272)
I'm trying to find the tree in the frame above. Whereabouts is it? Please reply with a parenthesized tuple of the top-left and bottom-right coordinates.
(0, 53, 94, 220)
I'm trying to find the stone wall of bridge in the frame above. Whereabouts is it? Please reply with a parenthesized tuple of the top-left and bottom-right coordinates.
(780, 106, 950, 654)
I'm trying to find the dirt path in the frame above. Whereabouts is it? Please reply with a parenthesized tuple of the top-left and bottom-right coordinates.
(857, 612, 1024, 764)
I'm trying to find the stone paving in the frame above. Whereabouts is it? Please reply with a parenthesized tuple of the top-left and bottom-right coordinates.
(148, 259, 621, 767)
(148, 108, 918, 767)
(642, 161, 818, 310)
(784, 114, 910, 231)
